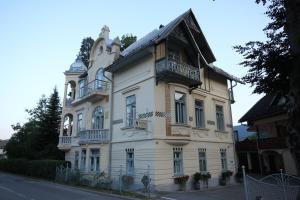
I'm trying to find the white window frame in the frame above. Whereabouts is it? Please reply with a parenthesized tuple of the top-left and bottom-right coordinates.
(79, 79, 86, 98)
(126, 95, 136, 127)
(80, 149, 86, 171)
(198, 148, 207, 172)
(175, 92, 186, 124)
(96, 68, 104, 89)
(90, 149, 100, 172)
(74, 151, 79, 169)
(92, 106, 104, 129)
(173, 148, 183, 176)
(77, 113, 83, 133)
(216, 105, 225, 131)
(195, 100, 205, 128)
(126, 149, 134, 175)
(220, 149, 227, 171)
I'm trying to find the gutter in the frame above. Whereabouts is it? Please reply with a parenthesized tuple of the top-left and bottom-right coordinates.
(103, 71, 113, 177)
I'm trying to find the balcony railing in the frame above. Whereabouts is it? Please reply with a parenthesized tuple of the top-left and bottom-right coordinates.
(79, 79, 108, 99)
(59, 136, 72, 145)
(65, 98, 73, 107)
(79, 129, 109, 144)
(156, 58, 200, 84)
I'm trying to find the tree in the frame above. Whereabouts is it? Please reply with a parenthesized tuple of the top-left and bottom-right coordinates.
(234, 0, 300, 174)
(5, 88, 64, 160)
(78, 37, 94, 67)
(120, 34, 137, 51)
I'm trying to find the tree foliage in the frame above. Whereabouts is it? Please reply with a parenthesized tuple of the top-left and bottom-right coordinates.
(5, 88, 64, 160)
(235, 0, 300, 174)
(78, 37, 94, 67)
(120, 34, 137, 51)
(234, 0, 292, 95)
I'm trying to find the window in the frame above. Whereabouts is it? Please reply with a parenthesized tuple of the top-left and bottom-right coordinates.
(175, 92, 186, 124)
(198, 148, 207, 172)
(92, 106, 104, 129)
(216, 105, 225, 131)
(90, 149, 100, 172)
(96, 68, 104, 89)
(126, 149, 134, 175)
(168, 50, 180, 61)
(195, 100, 205, 128)
(79, 79, 86, 97)
(80, 149, 86, 171)
(220, 149, 227, 171)
(126, 95, 136, 127)
(173, 148, 183, 175)
(74, 151, 79, 169)
(77, 113, 83, 132)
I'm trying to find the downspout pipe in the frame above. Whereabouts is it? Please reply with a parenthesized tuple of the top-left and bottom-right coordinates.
(103, 71, 113, 177)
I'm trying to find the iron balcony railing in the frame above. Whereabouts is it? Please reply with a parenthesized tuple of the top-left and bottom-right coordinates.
(156, 58, 200, 82)
(79, 129, 109, 143)
(59, 136, 72, 145)
(65, 98, 73, 107)
(78, 79, 108, 99)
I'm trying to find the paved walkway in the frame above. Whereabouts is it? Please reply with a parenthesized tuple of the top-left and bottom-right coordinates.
(159, 185, 245, 200)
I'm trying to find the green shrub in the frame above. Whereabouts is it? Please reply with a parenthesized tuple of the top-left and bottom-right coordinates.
(0, 159, 68, 180)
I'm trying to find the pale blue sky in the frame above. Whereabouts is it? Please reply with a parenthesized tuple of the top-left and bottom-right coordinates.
(0, 0, 267, 139)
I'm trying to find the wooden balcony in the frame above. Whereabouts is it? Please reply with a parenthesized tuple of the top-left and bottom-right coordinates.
(72, 80, 108, 106)
(155, 58, 201, 87)
(258, 137, 287, 149)
(78, 129, 109, 144)
(236, 137, 287, 151)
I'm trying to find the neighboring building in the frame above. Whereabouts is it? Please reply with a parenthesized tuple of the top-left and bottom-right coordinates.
(237, 95, 297, 175)
(58, 9, 242, 191)
(0, 139, 8, 159)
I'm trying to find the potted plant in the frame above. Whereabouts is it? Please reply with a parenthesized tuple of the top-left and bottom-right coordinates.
(122, 175, 134, 189)
(174, 175, 189, 191)
(199, 172, 211, 188)
(220, 170, 233, 186)
(141, 174, 151, 193)
(193, 172, 201, 190)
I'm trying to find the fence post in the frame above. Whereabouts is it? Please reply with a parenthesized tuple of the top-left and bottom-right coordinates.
(280, 169, 287, 200)
(242, 166, 249, 200)
(119, 165, 123, 193)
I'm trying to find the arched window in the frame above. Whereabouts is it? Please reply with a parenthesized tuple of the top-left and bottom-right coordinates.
(92, 106, 104, 129)
(96, 68, 104, 89)
(63, 114, 73, 136)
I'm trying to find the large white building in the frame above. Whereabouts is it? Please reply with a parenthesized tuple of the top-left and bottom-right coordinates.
(58, 9, 242, 191)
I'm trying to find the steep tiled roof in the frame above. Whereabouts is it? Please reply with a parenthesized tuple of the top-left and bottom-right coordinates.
(239, 95, 286, 123)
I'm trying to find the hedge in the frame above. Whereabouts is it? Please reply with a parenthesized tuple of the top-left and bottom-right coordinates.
(0, 159, 69, 180)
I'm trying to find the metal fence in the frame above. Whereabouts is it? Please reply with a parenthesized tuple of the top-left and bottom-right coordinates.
(242, 166, 300, 200)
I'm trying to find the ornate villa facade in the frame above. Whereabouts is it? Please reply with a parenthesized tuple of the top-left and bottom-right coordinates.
(58, 9, 242, 191)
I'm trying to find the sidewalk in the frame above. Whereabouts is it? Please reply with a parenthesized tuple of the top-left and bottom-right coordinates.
(158, 184, 245, 200)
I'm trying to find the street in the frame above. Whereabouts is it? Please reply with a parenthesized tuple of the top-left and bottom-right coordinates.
(0, 172, 126, 200)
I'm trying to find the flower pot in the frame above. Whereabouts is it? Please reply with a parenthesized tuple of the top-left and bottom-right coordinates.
(193, 181, 200, 190)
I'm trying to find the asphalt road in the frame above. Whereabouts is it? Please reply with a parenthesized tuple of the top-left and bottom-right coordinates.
(0, 172, 126, 200)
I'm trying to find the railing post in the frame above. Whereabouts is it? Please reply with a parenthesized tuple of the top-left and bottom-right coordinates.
(280, 169, 287, 200)
(242, 165, 249, 200)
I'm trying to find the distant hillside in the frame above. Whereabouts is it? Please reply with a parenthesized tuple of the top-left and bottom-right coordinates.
(233, 125, 256, 141)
